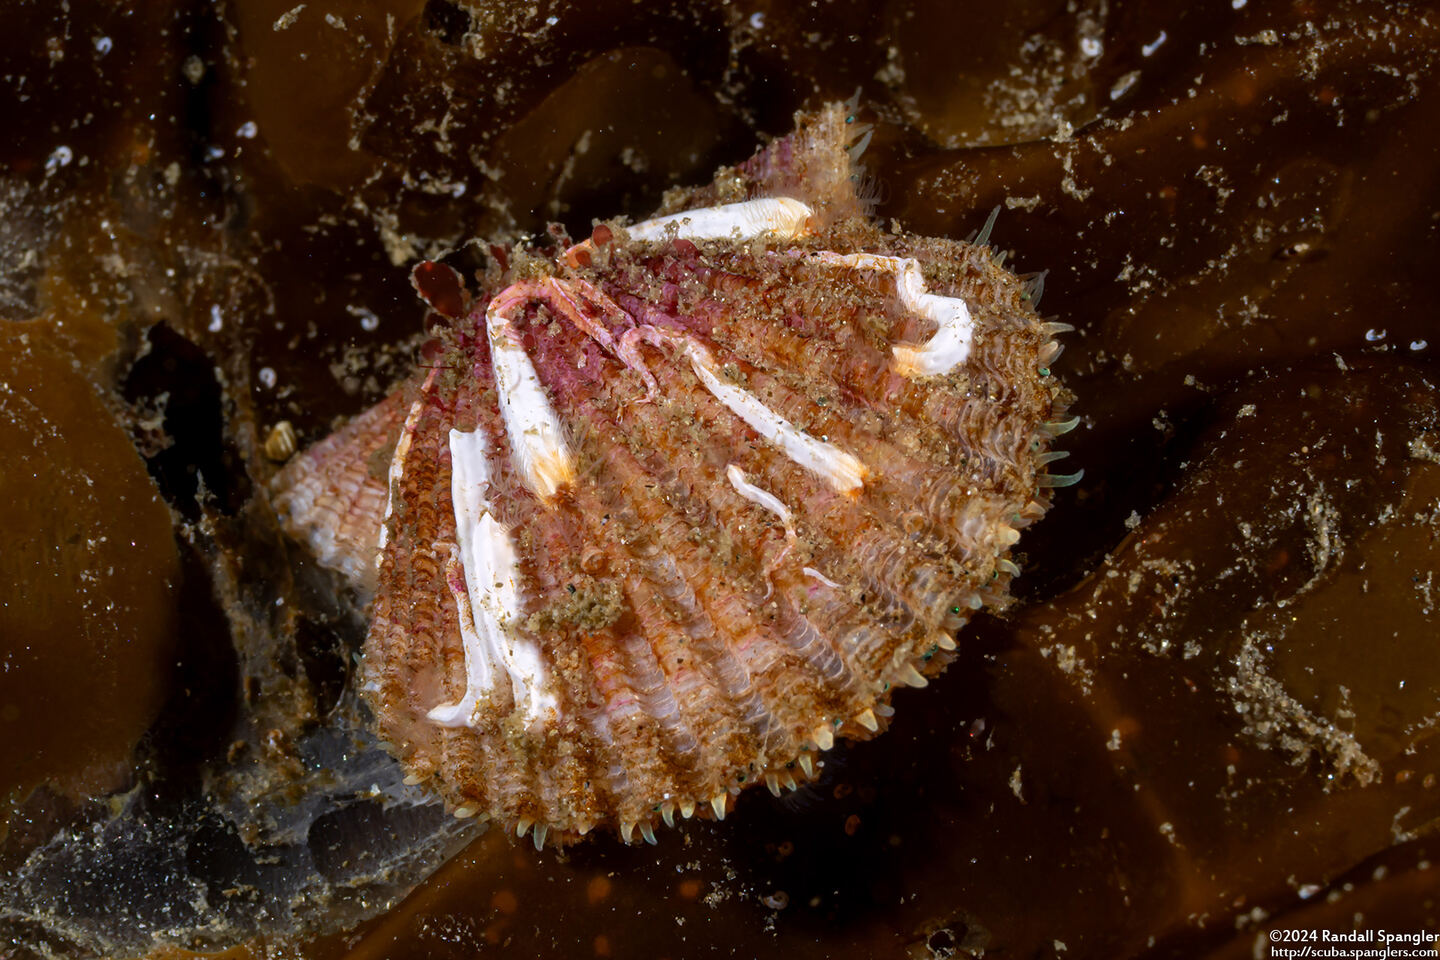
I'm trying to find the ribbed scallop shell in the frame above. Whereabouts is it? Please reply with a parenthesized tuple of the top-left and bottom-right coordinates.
(272, 104, 1074, 846)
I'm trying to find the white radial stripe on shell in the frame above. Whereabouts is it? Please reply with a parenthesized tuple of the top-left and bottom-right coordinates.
(685, 340, 867, 495)
(802, 566, 841, 588)
(627, 197, 813, 244)
(428, 428, 558, 727)
(377, 394, 428, 561)
(725, 463, 795, 531)
(427, 546, 493, 727)
(485, 300, 576, 500)
(815, 252, 975, 377)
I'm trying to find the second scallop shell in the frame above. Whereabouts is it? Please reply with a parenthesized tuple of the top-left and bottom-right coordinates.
(273, 104, 1075, 846)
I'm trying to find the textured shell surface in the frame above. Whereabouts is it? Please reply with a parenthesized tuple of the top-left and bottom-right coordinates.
(273, 103, 1074, 846)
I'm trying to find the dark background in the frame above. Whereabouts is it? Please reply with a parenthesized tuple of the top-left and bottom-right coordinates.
(1, 1, 1437, 957)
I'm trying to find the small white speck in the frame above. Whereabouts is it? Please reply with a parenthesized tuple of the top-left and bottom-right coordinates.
(94, 36, 112, 55)
(236, 121, 258, 139)
(1080, 36, 1102, 58)
(1297, 882, 1321, 899)
(182, 54, 205, 85)
(1142, 31, 1167, 57)
(545, 15, 558, 25)
(205, 145, 225, 160)
(1110, 70, 1141, 101)
(1410, 339, 1428, 351)
(1232, 0, 1247, 8)
(749, 11, 765, 29)
(1365, 328, 1386, 341)
(208, 305, 223, 332)
(273, 4, 306, 30)
(258, 367, 277, 389)
(348, 305, 381, 332)
(44, 145, 73, 174)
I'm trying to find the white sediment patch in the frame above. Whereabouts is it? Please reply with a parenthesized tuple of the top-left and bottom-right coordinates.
(428, 428, 558, 728)
(486, 298, 576, 501)
(627, 197, 814, 244)
(815, 252, 975, 377)
(684, 339, 866, 495)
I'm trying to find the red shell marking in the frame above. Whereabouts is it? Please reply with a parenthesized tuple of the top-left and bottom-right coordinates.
(272, 103, 1076, 846)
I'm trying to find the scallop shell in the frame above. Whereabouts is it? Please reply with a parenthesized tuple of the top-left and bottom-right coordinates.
(273, 103, 1075, 846)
